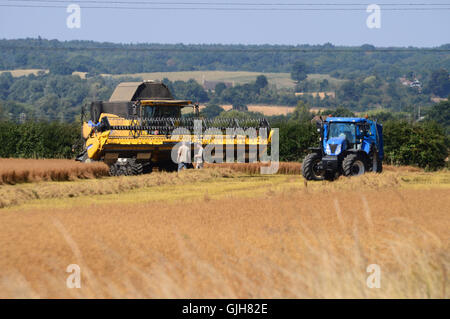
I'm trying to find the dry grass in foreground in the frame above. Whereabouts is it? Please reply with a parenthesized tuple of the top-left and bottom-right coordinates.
(0, 186, 448, 298)
(0, 158, 109, 185)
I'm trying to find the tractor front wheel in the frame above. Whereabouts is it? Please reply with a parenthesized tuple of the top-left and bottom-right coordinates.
(342, 154, 366, 177)
(302, 153, 325, 181)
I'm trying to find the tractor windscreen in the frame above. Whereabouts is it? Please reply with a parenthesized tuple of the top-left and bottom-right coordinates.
(142, 106, 181, 118)
(328, 123, 356, 143)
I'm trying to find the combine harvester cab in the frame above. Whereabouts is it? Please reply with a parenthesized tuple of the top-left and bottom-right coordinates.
(302, 116, 384, 181)
(77, 81, 273, 175)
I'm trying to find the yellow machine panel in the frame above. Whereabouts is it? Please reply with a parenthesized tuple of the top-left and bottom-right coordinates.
(77, 81, 272, 175)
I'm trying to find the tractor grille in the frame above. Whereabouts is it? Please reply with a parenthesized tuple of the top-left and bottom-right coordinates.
(329, 144, 338, 153)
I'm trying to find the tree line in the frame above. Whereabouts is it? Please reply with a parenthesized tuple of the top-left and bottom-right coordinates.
(2, 69, 446, 125)
(0, 113, 447, 170)
(0, 121, 80, 158)
(1, 39, 449, 80)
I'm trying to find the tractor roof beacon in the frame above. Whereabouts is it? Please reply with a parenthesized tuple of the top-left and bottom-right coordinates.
(302, 116, 384, 181)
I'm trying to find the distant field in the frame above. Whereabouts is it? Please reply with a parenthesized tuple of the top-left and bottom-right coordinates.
(295, 91, 336, 99)
(218, 104, 295, 115)
(0, 69, 48, 77)
(103, 70, 295, 88)
(307, 73, 346, 84)
(200, 104, 325, 116)
(1, 69, 345, 90)
(102, 71, 345, 89)
(72, 71, 87, 79)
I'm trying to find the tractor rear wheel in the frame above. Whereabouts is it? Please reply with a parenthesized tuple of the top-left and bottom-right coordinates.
(376, 161, 383, 173)
(374, 150, 383, 173)
(370, 149, 383, 173)
(342, 154, 366, 177)
(302, 153, 325, 181)
(128, 159, 144, 175)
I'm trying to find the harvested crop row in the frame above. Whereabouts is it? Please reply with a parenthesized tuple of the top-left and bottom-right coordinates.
(0, 158, 425, 186)
(204, 162, 303, 175)
(0, 168, 235, 209)
(0, 158, 109, 185)
(2, 164, 443, 210)
(205, 162, 426, 176)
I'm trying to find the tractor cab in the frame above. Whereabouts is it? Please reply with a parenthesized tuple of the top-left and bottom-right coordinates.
(85, 81, 195, 125)
(323, 118, 374, 156)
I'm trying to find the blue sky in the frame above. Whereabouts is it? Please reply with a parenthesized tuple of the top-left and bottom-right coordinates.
(0, 1, 449, 46)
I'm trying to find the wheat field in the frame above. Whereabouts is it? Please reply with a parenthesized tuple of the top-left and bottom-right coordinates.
(0, 69, 49, 77)
(0, 158, 109, 185)
(215, 104, 296, 116)
(0, 161, 448, 298)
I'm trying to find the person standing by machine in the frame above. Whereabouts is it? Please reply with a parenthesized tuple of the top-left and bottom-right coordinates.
(177, 141, 191, 172)
(194, 143, 204, 169)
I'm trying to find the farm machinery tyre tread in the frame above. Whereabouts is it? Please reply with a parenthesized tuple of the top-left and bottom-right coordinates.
(129, 159, 144, 175)
(373, 150, 383, 173)
(369, 149, 383, 174)
(376, 160, 383, 173)
(302, 153, 325, 181)
(109, 163, 119, 176)
(109, 159, 145, 176)
(342, 153, 367, 177)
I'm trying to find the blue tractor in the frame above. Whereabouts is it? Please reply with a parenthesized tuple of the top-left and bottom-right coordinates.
(302, 117, 384, 181)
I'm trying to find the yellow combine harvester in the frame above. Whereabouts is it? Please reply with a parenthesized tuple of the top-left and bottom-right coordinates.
(77, 81, 273, 175)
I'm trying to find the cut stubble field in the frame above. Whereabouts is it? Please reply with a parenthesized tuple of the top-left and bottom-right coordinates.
(0, 159, 448, 298)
